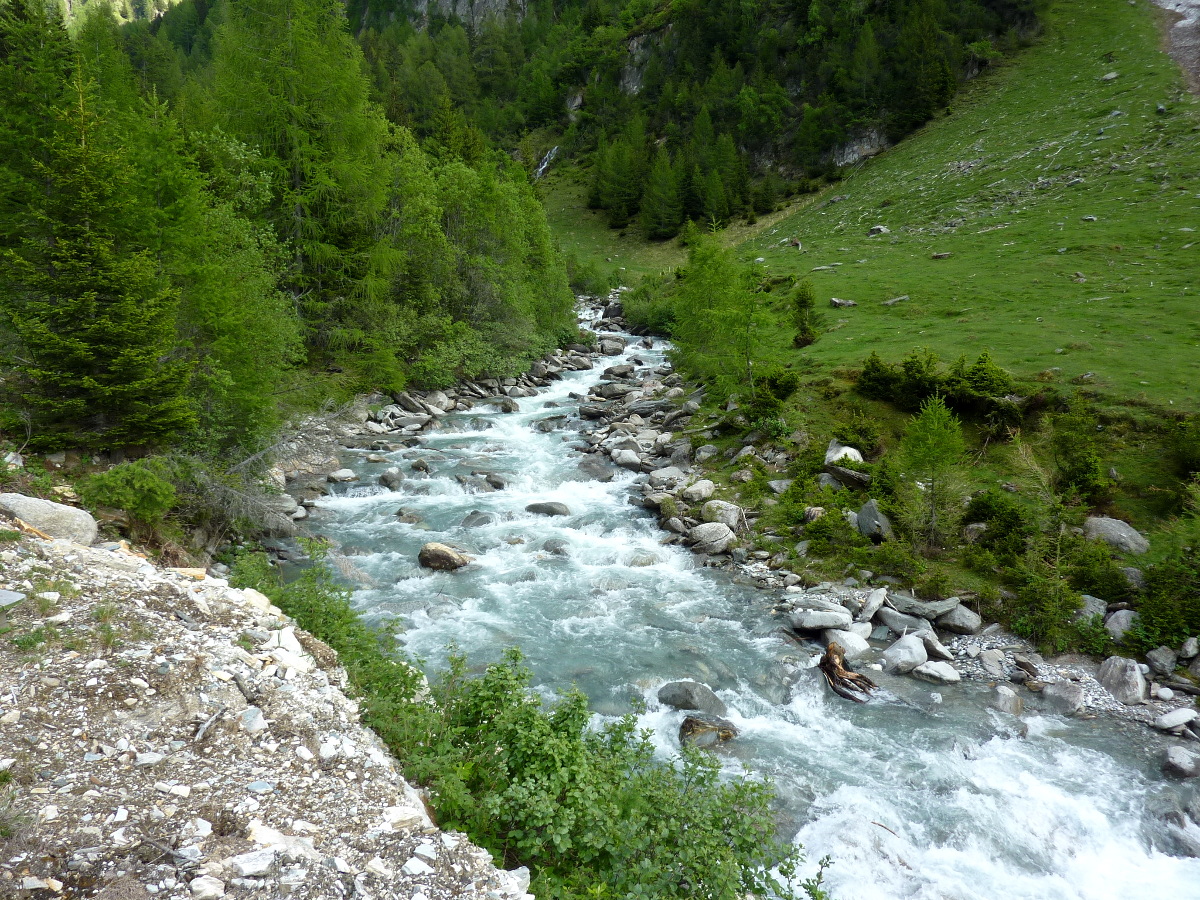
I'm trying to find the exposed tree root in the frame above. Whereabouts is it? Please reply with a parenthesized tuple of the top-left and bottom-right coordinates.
(818, 642, 876, 703)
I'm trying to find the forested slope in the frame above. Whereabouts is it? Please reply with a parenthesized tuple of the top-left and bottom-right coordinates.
(0, 0, 575, 455)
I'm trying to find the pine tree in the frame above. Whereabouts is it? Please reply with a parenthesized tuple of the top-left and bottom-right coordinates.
(639, 147, 681, 239)
(700, 166, 728, 224)
(1, 74, 194, 449)
(899, 396, 965, 551)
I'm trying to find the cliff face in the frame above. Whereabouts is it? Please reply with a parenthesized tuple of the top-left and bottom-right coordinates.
(412, 0, 528, 27)
(0, 517, 533, 900)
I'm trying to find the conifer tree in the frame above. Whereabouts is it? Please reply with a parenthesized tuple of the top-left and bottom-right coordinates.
(1, 73, 194, 449)
(639, 147, 681, 239)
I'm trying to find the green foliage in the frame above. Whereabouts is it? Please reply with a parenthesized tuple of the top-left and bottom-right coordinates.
(78, 458, 178, 529)
(229, 548, 818, 900)
(854, 349, 1022, 424)
(1050, 413, 1112, 505)
(898, 396, 965, 551)
(859, 540, 926, 583)
(1124, 548, 1200, 654)
(790, 281, 824, 348)
(962, 489, 1033, 561)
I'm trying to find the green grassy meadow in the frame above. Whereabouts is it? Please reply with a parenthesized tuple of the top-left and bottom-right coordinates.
(739, 0, 1200, 408)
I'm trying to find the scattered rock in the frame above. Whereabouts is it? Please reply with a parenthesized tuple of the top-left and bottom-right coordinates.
(888, 593, 959, 620)
(417, 542, 472, 571)
(1041, 681, 1084, 716)
(824, 440, 863, 466)
(1164, 746, 1200, 778)
(1083, 516, 1149, 555)
(937, 604, 982, 635)
(379, 468, 405, 490)
(821, 629, 871, 661)
(526, 501, 571, 517)
(657, 681, 728, 716)
(461, 511, 496, 528)
(790, 607, 853, 632)
(882, 633, 928, 674)
(913, 661, 961, 684)
(688, 522, 735, 554)
(0, 493, 97, 545)
(1105, 609, 1139, 643)
(856, 500, 893, 542)
(990, 685, 1024, 715)
(829, 297, 858, 308)
(327, 468, 358, 483)
(701, 500, 742, 530)
(1146, 646, 1178, 676)
(978, 649, 1007, 678)
(681, 480, 715, 502)
(1155, 708, 1198, 731)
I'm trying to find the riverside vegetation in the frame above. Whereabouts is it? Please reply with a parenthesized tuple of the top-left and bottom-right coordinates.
(2, 0, 1200, 894)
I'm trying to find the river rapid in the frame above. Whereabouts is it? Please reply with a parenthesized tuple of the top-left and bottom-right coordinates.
(300, 312, 1200, 900)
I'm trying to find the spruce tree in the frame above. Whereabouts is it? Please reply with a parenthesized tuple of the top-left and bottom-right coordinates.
(639, 147, 681, 239)
(1, 74, 194, 449)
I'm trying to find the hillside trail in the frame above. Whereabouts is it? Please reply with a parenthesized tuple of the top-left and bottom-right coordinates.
(1154, 0, 1200, 91)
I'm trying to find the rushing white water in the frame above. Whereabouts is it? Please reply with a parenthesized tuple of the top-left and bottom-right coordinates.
(303, 326, 1200, 900)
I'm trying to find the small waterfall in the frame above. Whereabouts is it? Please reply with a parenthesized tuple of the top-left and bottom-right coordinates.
(534, 145, 559, 180)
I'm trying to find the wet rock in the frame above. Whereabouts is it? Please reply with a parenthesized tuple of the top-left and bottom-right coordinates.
(327, 468, 358, 482)
(0, 493, 97, 545)
(921, 632, 954, 662)
(990, 685, 1025, 715)
(628, 551, 659, 567)
(679, 713, 738, 748)
(379, 468, 404, 490)
(1155, 708, 1198, 731)
(883, 633, 927, 674)
(1105, 609, 1139, 643)
(1164, 746, 1200, 779)
(856, 499, 893, 542)
(657, 681, 728, 716)
(394, 508, 424, 525)
(856, 587, 888, 623)
(701, 500, 742, 529)
(1041, 681, 1084, 716)
(611, 448, 642, 469)
(577, 456, 616, 482)
(937, 604, 982, 635)
(1083, 516, 1149, 555)
(682, 480, 714, 501)
(688, 522, 735, 554)
(417, 542, 472, 571)
(460, 511, 495, 528)
(790, 608, 853, 631)
(1146, 646, 1179, 676)
(913, 661, 961, 684)
(542, 538, 570, 556)
(526, 501, 571, 516)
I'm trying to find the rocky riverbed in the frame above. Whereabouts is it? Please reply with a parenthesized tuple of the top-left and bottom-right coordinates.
(0, 520, 533, 900)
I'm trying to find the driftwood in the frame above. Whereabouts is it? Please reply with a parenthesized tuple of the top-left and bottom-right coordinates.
(818, 642, 876, 703)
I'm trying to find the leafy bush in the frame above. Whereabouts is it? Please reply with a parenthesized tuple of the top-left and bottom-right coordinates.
(858, 540, 926, 583)
(854, 349, 1022, 423)
(962, 490, 1034, 561)
(78, 458, 178, 531)
(1050, 413, 1112, 504)
(1007, 563, 1083, 653)
(1122, 547, 1200, 653)
(790, 281, 824, 348)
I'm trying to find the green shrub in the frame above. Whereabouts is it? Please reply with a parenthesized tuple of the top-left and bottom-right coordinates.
(962, 490, 1034, 561)
(804, 509, 866, 557)
(1050, 413, 1112, 504)
(860, 540, 926, 582)
(231, 546, 822, 900)
(78, 457, 178, 531)
(1065, 538, 1130, 603)
(1123, 547, 1200, 653)
(1007, 564, 1082, 653)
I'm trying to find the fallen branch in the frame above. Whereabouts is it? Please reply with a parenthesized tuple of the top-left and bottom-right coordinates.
(818, 642, 876, 703)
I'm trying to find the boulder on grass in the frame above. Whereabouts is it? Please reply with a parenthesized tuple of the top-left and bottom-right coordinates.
(1083, 516, 1149, 555)
(0, 493, 97, 545)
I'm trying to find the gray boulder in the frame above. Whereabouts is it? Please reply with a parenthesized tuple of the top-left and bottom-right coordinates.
(1146, 646, 1179, 676)
(990, 685, 1025, 715)
(821, 629, 871, 661)
(790, 608, 853, 632)
(542, 538, 570, 556)
(767, 479, 794, 495)
(701, 500, 742, 529)
(648, 466, 686, 489)
(1041, 681, 1084, 716)
(611, 448, 642, 469)
(978, 649, 1007, 678)
(889, 593, 960, 620)
(0, 493, 97, 545)
(876, 607, 933, 636)
(1105, 609, 1139, 643)
(526, 502, 571, 517)
(693, 444, 719, 463)
(816, 473, 844, 491)
(327, 468, 358, 482)
(1074, 594, 1107, 622)
(679, 713, 738, 748)
(658, 681, 728, 716)
(913, 661, 961, 684)
(461, 511, 495, 528)
(883, 633, 928, 674)
(1096, 656, 1148, 704)
(921, 632, 954, 662)
(856, 587, 888, 623)
(856, 499, 893, 542)
(378, 468, 405, 490)
(417, 542, 472, 571)
(1083, 516, 1149, 555)
(1155, 708, 1198, 731)
(689, 522, 735, 554)
(1181, 637, 1200, 661)
(936, 604, 982, 635)
(824, 439, 863, 465)
(681, 480, 714, 502)
(1164, 746, 1200, 779)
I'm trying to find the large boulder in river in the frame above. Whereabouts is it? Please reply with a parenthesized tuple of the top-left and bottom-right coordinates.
(1041, 681, 1085, 716)
(679, 713, 738, 748)
(1083, 516, 1149, 555)
(418, 542, 472, 571)
(461, 511, 495, 528)
(576, 456, 616, 482)
(1164, 746, 1200, 779)
(821, 629, 870, 661)
(912, 661, 961, 684)
(701, 500, 742, 529)
(378, 467, 405, 490)
(526, 501, 571, 517)
(658, 681, 727, 716)
(0, 493, 96, 545)
(1097, 656, 1147, 704)
(688, 522, 735, 554)
(882, 633, 927, 674)
(611, 448, 642, 469)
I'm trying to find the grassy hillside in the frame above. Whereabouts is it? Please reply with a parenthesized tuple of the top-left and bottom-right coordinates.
(737, 0, 1199, 408)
